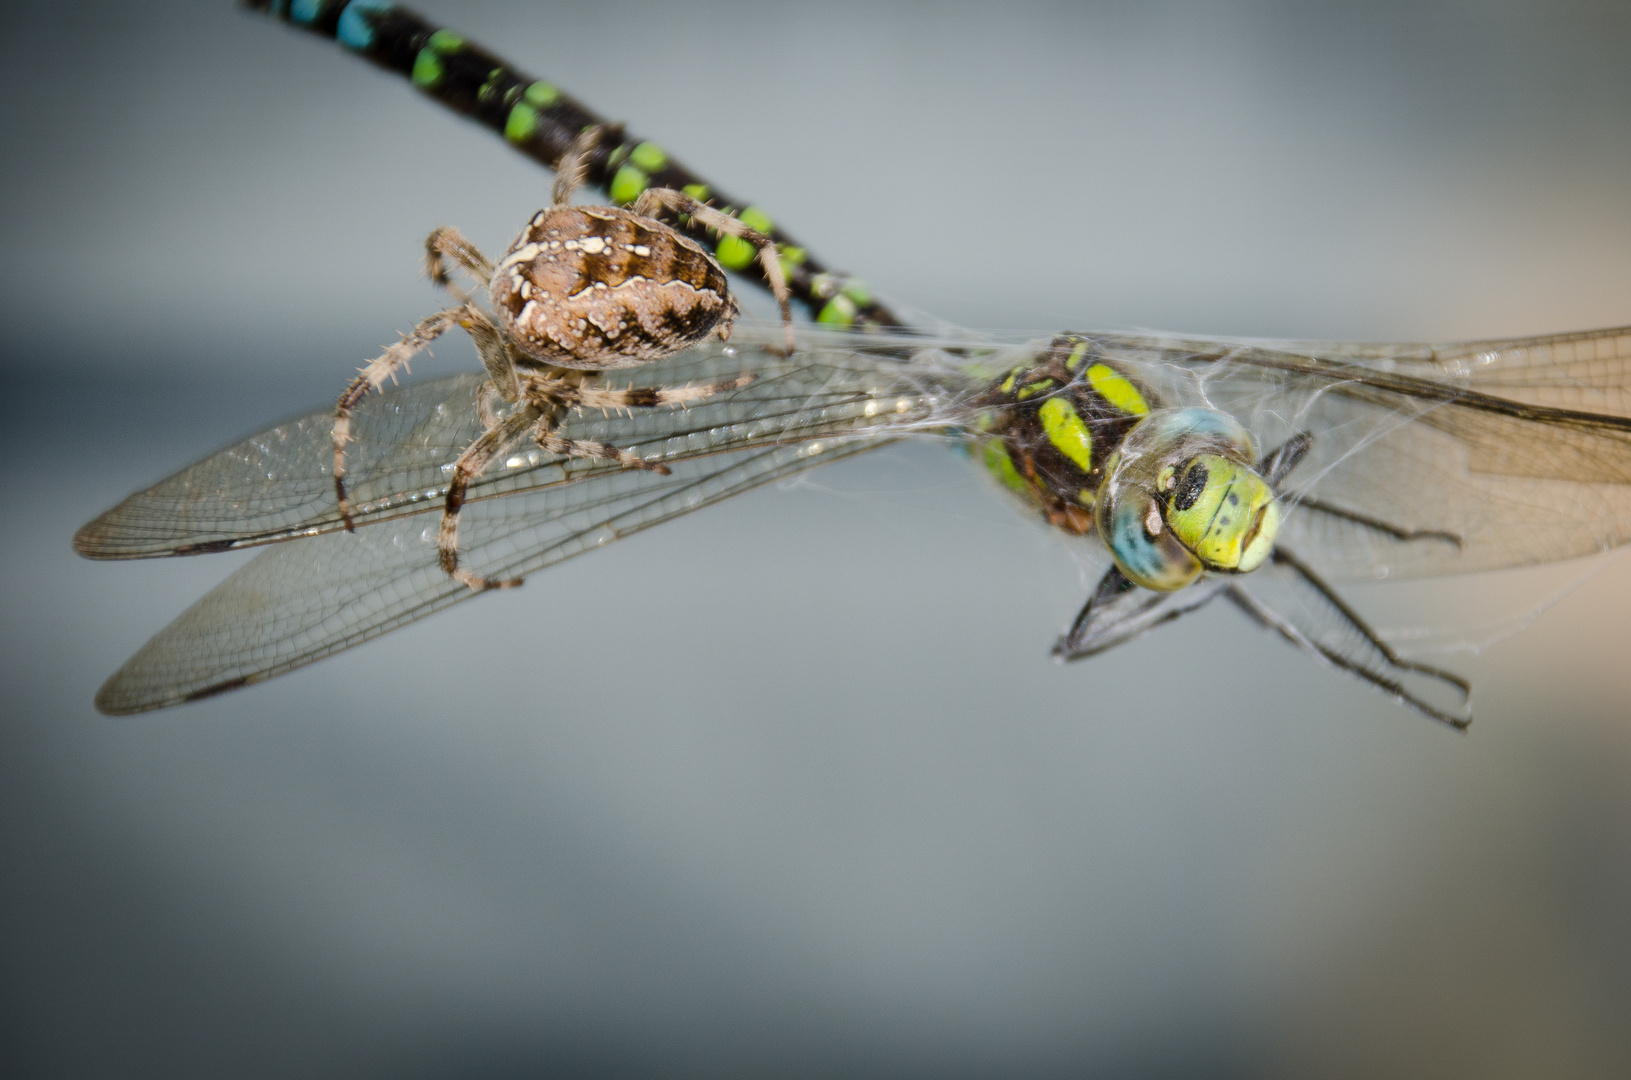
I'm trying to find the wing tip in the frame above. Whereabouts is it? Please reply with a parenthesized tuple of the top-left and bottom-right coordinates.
(94, 672, 262, 716)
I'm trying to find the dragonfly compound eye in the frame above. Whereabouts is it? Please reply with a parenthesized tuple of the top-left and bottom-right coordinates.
(1095, 407, 1278, 589)
(1161, 454, 1281, 574)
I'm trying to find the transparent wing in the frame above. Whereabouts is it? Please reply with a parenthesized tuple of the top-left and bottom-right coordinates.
(94, 437, 880, 714)
(1091, 325, 1631, 579)
(84, 322, 1631, 713)
(74, 330, 973, 560)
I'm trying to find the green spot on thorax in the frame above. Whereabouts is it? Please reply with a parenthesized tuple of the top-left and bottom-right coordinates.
(682, 183, 710, 201)
(1015, 378, 1055, 400)
(984, 441, 1032, 495)
(1065, 341, 1092, 370)
(1038, 397, 1095, 472)
(1086, 363, 1149, 416)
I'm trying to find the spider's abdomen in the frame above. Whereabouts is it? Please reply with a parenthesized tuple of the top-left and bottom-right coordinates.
(491, 205, 737, 370)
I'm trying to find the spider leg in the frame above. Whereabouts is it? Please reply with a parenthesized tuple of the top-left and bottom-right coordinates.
(552, 123, 620, 207)
(423, 226, 494, 299)
(631, 187, 796, 355)
(437, 403, 543, 592)
(537, 372, 757, 413)
(517, 377, 672, 474)
(334, 302, 516, 530)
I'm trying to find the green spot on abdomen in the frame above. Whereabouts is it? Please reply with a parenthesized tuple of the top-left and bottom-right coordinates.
(505, 103, 540, 143)
(1016, 378, 1055, 400)
(629, 141, 668, 172)
(777, 246, 807, 278)
(524, 81, 559, 107)
(412, 29, 465, 88)
(1039, 397, 1095, 472)
(427, 29, 464, 51)
(411, 50, 445, 88)
(1087, 363, 1149, 416)
(715, 234, 755, 270)
(817, 295, 857, 326)
(609, 164, 650, 205)
(984, 441, 1032, 495)
(716, 206, 774, 270)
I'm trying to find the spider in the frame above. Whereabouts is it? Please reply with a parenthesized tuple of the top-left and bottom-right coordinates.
(330, 124, 795, 591)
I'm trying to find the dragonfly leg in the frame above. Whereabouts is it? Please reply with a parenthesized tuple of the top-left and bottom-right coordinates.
(631, 187, 795, 355)
(423, 226, 495, 299)
(334, 303, 516, 531)
(1226, 548, 1472, 729)
(437, 404, 544, 592)
(1285, 496, 1464, 548)
(1259, 431, 1314, 487)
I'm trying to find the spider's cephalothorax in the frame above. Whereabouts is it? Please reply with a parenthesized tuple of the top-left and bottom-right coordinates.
(331, 124, 793, 592)
(491, 203, 738, 369)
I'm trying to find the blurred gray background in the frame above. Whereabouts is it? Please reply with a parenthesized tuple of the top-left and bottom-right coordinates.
(4, 1, 1631, 1076)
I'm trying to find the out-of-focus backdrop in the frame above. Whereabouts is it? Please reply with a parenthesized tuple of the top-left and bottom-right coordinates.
(3, 1, 1630, 1077)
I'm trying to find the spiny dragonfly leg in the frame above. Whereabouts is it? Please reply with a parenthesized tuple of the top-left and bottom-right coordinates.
(1259, 432, 1313, 487)
(1287, 498, 1465, 548)
(1057, 566, 1139, 657)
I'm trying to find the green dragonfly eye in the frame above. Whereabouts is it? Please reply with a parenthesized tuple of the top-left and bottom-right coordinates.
(1160, 454, 1281, 574)
(1096, 408, 1281, 590)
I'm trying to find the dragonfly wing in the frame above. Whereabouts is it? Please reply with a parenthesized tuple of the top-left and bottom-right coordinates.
(74, 332, 964, 560)
(94, 437, 879, 714)
(1095, 326, 1631, 579)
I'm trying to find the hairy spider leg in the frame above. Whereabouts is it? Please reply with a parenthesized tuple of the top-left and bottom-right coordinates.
(333, 301, 515, 530)
(423, 226, 496, 300)
(435, 370, 755, 591)
(550, 123, 619, 208)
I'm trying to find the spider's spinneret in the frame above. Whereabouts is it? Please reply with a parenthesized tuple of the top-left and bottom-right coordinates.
(492, 205, 738, 370)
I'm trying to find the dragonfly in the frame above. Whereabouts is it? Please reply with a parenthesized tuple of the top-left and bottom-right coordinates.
(76, 322, 1631, 724)
(78, 4, 1631, 722)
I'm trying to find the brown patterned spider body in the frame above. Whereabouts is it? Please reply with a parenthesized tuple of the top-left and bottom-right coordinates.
(331, 126, 793, 591)
(490, 203, 739, 368)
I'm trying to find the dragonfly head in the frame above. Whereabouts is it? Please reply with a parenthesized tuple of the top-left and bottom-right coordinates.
(1096, 408, 1281, 590)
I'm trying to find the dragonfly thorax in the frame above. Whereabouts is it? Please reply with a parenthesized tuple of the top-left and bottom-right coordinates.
(976, 335, 1156, 536)
(974, 337, 1282, 591)
(490, 205, 739, 370)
